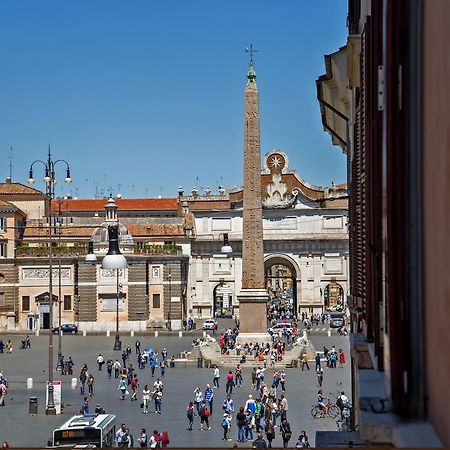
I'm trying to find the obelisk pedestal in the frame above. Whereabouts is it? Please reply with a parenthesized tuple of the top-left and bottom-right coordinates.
(236, 49, 271, 346)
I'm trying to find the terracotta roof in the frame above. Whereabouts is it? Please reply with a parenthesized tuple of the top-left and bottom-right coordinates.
(0, 181, 45, 196)
(51, 198, 178, 212)
(22, 222, 186, 238)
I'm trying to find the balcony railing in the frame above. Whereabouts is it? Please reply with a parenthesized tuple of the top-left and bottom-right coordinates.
(134, 244, 183, 255)
(15, 244, 86, 257)
(15, 243, 183, 257)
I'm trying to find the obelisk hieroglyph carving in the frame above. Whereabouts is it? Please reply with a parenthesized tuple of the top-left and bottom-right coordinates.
(238, 46, 270, 338)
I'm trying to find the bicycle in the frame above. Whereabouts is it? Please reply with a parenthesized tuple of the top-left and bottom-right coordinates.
(311, 400, 340, 419)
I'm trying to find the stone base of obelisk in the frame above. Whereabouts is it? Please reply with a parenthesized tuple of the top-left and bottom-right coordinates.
(236, 289, 271, 345)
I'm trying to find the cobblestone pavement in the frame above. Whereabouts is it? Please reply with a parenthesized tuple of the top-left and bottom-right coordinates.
(0, 331, 350, 447)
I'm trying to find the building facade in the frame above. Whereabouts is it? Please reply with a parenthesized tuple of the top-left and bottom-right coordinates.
(183, 149, 348, 319)
(0, 181, 191, 331)
(317, 0, 450, 446)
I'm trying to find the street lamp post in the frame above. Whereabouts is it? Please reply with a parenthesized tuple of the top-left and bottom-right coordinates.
(167, 269, 172, 331)
(56, 203, 63, 371)
(28, 146, 72, 415)
(101, 224, 127, 351)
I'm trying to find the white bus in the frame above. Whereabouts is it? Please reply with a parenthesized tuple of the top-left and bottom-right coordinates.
(52, 413, 116, 448)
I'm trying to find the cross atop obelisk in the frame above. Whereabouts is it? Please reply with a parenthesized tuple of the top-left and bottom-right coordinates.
(245, 44, 259, 66)
(237, 45, 270, 341)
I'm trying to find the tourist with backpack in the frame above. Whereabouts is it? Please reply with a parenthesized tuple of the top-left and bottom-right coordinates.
(221, 413, 232, 441)
(149, 430, 161, 448)
(186, 401, 195, 430)
(280, 417, 292, 448)
(198, 400, 211, 431)
(160, 430, 169, 448)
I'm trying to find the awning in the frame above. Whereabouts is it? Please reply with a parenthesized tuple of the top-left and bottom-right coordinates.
(316, 45, 350, 154)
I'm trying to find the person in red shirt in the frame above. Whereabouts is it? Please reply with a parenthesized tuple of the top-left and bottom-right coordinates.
(339, 349, 346, 367)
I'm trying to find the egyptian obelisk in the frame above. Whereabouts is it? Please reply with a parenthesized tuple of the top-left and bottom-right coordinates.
(237, 46, 270, 342)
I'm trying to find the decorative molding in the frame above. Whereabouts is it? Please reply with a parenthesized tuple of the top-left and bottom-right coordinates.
(22, 268, 71, 280)
(100, 268, 125, 279)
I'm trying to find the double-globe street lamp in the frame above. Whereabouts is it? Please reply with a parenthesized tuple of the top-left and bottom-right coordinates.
(28, 147, 72, 415)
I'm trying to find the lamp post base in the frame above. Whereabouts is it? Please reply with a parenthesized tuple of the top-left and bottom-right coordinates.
(46, 383, 57, 415)
(56, 349, 62, 371)
(113, 334, 122, 351)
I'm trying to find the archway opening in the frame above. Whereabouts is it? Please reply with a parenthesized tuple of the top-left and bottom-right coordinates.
(213, 283, 233, 318)
(324, 282, 344, 311)
(264, 260, 297, 321)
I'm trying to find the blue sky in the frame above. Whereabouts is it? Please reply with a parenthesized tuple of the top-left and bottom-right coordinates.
(0, 1, 348, 199)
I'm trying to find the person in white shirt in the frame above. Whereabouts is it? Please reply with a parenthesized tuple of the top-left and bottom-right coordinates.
(194, 387, 203, 414)
(142, 385, 151, 414)
(213, 366, 220, 388)
(153, 378, 164, 391)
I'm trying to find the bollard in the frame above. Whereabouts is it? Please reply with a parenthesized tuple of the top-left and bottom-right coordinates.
(178, 331, 183, 338)
(27, 377, 33, 389)
(327, 330, 331, 337)
(29, 397, 38, 415)
(203, 331, 207, 338)
(130, 330, 134, 337)
(106, 330, 110, 337)
(154, 331, 158, 338)
(71, 377, 78, 389)
(83, 330, 87, 337)
(35, 329, 39, 337)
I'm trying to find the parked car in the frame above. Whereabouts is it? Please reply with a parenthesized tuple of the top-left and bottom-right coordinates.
(268, 322, 295, 335)
(329, 313, 345, 328)
(202, 319, 218, 330)
(52, 323, 78, 334)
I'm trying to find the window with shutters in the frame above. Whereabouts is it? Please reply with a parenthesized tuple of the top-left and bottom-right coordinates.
(0, 292, 4, 306)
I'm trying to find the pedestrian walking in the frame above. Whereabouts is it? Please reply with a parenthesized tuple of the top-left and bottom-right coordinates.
(142, 384, 151, 414)
(251, 367, 257, 390)
(186, 401, 195, 430)
(213, 366, 220, 388)
(82, 396, 89, 415)
(235, 364, 243, 388)
(236, 407, 246, 442)
(87, 374, 95, 396)
(161, 430, 169, 448)
(135, 340, 141, 355)
(118, 377, 127, 400)
(150, 357, 157, 377)
(221, 413, 232, 441)
(138, 428, 148, 448)
(339, 349, 346, 367)
(280, 370, 286, 391)
(317, 368, 324, 387)
(131, 374, 139, 401)
(153, 388, 163, 414)
(315, 352, 321, 371)
(222, 394, 234, 416)
(79, 370, 87, 395)
(198, 400, 211, 431)
(204, 384, 214, 414)
(159, 360, 166, 377)
(252, 433, 267, 448)
(149, 430, 161, 448)
(280, 417, 292, 448)
(96, 354, 105, 371)
(113, 360, 122, 379)
(0, 382, 7, 406)
(265, 419, 275, 448)
(106, 358, 113, 378)
(301, 353, 310, 370)
(225, 371, 235, 394)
